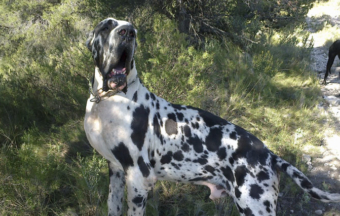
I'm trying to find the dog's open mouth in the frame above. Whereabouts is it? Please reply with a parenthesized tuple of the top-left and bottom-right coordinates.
(107, 68, 127, 91)
(107, 52, 128, 91)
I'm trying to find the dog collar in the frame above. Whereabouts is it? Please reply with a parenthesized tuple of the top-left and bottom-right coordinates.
(90, 89, 118, 103)
(88, 76, 137, 103)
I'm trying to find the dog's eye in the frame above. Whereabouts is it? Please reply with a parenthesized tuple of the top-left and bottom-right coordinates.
(102, 26, 109, 32)
(129, 31, 135, 37)
(119, 29, 126, 36)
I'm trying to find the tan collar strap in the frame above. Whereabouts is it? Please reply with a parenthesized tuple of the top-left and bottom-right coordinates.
(90, 88, 119, 103)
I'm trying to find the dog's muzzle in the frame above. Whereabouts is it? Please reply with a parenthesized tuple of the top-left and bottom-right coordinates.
(107, 73, 127, 91)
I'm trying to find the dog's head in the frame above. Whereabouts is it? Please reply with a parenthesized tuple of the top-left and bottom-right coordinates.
(86, 18, 137, 93)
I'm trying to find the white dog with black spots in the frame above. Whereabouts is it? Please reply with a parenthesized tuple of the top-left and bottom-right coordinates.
(84, 18, 340, 216)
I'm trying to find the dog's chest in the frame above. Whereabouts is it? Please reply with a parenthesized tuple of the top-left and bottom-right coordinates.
(84, 95, 138, 158)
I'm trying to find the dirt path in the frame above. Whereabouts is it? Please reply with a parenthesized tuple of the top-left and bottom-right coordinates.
(275, 1, 340, 215)
(281, 1, 340, 215)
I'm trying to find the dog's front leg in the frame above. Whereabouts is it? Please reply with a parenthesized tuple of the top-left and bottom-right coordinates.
(107, 161, 125, 216)
(125, 158, 157, 216)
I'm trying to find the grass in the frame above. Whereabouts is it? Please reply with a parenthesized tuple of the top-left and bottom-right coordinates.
(0, 121, 108, 216)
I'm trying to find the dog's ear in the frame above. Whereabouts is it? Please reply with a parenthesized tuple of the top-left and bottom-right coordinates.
(86, 31, 94, 52)
(134, 29, 138, 51)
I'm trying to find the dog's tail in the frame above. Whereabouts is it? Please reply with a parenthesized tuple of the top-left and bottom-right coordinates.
(274, 154, 340, 202)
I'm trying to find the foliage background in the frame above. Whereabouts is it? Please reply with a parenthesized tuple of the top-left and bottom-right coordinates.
(0, 0, 331, 215)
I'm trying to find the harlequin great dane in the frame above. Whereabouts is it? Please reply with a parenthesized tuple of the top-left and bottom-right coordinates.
(84, 18, 340, 216)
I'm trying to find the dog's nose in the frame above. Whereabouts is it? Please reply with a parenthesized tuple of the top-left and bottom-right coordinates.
(117, 25, 135, 41)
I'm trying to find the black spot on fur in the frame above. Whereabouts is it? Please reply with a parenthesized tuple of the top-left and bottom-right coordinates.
(111, 142, 134, 171)
(244, 208, 255, 216)
(171, 104, 187, 110)
(263, 200, 271, 213)
(257, 171, 270, 183)
(189, 176, 213, 181)
(160, 151, 173, 164)
(153, 114, 163, 145)
(309, 190, 321, 199)
(108, 162, 113, 177)
(225, 182, 231, 191)
(236, 203, 244, 213)
(183, 125, 191, 137)
(232, 126, 269, 167)
(145, 93, 149, 100)
(249, 184, 264, 200)
(281, 163, 290, 172)
(235, 165, 248, 186)
(292, 171, 313, 190)
(131, 105, 150, 150)
(181, 143, 190, 152)
(267, 154, 277, 172)
(217, 147, 227, 160)
(221, 166, 235, 183)
(188, 106, 228, 127)
(235, 187, 242, 198)
(201, 154, 208, 159)
(150, 93, 156, 100)
(229, 131, 237, 140)
(193, 158, 208, 165)
(232, 134, 252, 160)
(229, 157, 234, 165)
(165, 113, 178, 135)
(116, 171, 121, 178)
(187, 135, 203, 153)
(173, 151, 184, 161)
(150, 159, 156, 168)
(176, 112, 184, 121)
(132, 91, 138, 102)
(205, 127, 222, 152)
(132, 196, 144, 207)
(204, 165, 216, 175)
(300, 179, 313, 189)
(191, 122, 199, 129)
(137, 156, 150, 177)
(171, 162, 181, 170)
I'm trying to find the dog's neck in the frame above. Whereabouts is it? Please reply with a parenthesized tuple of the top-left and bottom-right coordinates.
(92, 67, 103, 92)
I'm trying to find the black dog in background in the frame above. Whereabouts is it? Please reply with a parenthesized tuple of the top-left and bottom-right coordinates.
(324, 40, 340, 84)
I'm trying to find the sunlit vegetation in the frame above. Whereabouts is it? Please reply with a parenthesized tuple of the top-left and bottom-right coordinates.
(0, 0, 329, 215)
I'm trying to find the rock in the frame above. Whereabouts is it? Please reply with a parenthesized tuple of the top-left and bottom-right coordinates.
(315, 209, 323, 215)
(323, 96, 340, 106)
(302, 154, 312, 165)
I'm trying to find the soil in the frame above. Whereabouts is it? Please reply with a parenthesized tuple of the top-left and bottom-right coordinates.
(276, 1, 340, 215)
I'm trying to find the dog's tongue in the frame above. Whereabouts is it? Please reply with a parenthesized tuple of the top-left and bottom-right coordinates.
(109, 82, 118, 89)
(109, 81, 126, 90)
